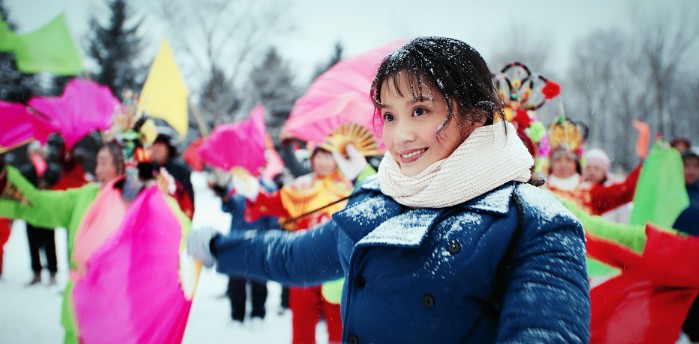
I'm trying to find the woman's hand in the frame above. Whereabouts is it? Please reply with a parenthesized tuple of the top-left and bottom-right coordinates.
(633, 120, 650, 161)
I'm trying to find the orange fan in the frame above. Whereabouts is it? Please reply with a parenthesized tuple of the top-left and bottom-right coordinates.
(320, 123, 384, 158)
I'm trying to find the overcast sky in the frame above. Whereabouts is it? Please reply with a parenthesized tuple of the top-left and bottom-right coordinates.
(5, 0, 699, 86)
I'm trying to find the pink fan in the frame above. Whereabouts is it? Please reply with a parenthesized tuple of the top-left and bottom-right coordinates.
(28, 78, 119, 149)
(282, 40, 405, 144)
(72, 186, 192, 344)
(0, 100, 56, 152)
(197, 103, 267, 174)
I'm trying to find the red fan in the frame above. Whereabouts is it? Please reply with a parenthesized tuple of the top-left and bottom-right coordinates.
(182, 137, 205, 172)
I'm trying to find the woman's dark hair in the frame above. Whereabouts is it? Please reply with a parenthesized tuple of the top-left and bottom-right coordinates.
(310, 146, 332, 160)
(99, 141, 125, 175)
(370, 37, 504, 138)
(671, 137, 692, 150)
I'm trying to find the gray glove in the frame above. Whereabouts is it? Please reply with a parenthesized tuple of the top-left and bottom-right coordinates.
(186, 228, 219, 268)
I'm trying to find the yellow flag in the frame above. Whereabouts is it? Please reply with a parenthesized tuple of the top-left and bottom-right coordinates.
(137, 38, 189, 138)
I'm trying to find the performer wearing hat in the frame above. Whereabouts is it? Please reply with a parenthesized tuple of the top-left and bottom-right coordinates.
(151, 131, 195, 219)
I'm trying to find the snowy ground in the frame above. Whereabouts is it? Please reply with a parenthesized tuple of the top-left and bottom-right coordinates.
(0, 172, 330, 344)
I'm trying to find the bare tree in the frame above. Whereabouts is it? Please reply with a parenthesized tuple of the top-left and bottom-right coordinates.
(488, 27, 554, 76)
(488, 27, 559, 124)
(566, 29, 649, 171)
(152, 0, 294, 131)
(564, 1, 699, 171)
(668, 73, 699, 143)
(630, 2, 699, 138)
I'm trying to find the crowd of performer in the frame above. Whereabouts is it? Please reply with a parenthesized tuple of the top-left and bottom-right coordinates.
(1, 36, 698, 344)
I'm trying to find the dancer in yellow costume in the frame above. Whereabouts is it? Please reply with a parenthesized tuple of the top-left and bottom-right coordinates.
(243, 126, 376, 344)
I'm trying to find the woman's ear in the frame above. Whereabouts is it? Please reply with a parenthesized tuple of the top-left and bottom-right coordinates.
(467, 112, 488, 133)
(477, 112, 489, 126)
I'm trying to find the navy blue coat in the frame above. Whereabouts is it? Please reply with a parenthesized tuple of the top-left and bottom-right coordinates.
(212, 177, 590, 343)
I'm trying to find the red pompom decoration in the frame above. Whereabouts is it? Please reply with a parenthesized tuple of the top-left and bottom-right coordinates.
(542, 81, 561, 99)
(514, 108, 531, 129)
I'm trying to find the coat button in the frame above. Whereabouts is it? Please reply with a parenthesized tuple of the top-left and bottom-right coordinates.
(422, 294, 435, 309)
(348, 334, 359, 344)
(355, 276, 366, 288)
(447, 240, 461, 254)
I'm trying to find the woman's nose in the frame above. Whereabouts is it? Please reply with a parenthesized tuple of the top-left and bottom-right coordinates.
(393, 119, 417, 143)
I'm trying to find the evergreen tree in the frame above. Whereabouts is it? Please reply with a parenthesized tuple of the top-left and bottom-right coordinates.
(199, 64, 240, 127)
(247, 47, 301, 145)
(86, 0, 144, 98)
(0, 0, 40, 103)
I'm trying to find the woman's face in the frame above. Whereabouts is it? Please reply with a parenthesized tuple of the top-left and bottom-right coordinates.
(379, 74, 477, 177)
(582, 164, 606, 184)
(150, 142, 169, 165)
(311, 150, 337, 177)
(95, 147, 119, 184)
(551, 155, 578, 179)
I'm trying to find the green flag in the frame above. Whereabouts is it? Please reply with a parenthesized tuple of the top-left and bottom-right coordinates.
(0, 14, 82, 75)
(630, 142, 689, 228)
(0, 17, 16, 51)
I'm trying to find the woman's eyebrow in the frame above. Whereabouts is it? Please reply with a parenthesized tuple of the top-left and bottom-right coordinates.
(410, 96, 434, 103)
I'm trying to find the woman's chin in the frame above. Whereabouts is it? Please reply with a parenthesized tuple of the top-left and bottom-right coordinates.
(399, 164, 424, 177)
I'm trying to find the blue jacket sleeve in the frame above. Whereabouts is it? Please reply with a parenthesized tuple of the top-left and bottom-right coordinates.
(211, 219, 344, 286)
(496, 209, 590, 343)
(220, 190, 246, 228)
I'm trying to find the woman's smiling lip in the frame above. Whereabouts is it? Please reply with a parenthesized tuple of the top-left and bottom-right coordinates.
(398, 148, 428, 164)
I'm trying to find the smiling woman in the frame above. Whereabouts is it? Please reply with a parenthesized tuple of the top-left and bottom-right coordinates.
(371, 37, 500, 178)
(376, 76, 474, 176)
(188, 36, 590, 344)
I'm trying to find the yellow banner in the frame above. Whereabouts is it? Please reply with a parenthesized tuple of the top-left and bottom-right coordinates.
(137, 38, 189, 138)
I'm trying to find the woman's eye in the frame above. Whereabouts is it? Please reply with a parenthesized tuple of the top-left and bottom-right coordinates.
(383, 113, 394, 122)
(413, 108, 427, 117)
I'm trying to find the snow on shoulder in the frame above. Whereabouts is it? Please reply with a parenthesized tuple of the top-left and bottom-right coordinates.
(515, 183, 579, 225)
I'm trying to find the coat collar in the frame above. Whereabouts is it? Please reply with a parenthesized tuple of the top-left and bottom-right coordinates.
(334, 177, 516, 247)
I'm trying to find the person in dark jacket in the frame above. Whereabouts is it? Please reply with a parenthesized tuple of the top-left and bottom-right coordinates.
(188, 37, 590, 343)
(682, 149, 699, 205)
(679, 150, 699, 340)
(19, 142, 62, 286)
(151, 132, 195, 218)
(210, 170, 279, 324)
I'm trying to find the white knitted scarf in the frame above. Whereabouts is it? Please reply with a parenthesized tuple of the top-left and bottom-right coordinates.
(378, 122, 534, 208)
